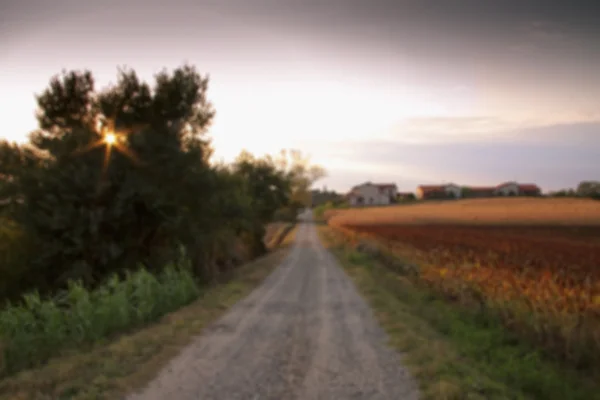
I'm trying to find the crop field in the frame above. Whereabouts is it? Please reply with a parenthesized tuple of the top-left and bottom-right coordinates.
(328, 198, 600, 369)
(328, 197, 600, 226)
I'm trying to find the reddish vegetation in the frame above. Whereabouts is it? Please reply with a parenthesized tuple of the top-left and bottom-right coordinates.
(344, 224, 600, 287)
(329, 198, 600, 367)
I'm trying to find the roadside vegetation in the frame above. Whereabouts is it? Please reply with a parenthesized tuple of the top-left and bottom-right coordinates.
(313, 201, 347, 222)
(319, 225, 600, 400)
(0, 228, 296, 400)
(321, 198, 600, 399)
(0, 64, 323, 383)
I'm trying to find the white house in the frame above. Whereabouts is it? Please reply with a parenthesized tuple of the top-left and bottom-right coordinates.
(415, 183, 462, 200)
(494, 182, 520, 196)
(494, 182, 541, 196)
(347, 182, 398, 206)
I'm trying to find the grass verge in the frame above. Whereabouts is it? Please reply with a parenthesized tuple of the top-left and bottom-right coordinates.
(0, 227, 297, 400)
(318, 225, 599, 400)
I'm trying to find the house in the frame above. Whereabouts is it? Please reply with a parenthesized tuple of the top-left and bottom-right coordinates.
(463, 186, 496, 198)
(415, 183, 461, 200)
(347, 182, 398, 206)
(495, 182, 541, 196)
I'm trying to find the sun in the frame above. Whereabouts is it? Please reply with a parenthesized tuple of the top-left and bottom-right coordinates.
(104, 132, 117, 146)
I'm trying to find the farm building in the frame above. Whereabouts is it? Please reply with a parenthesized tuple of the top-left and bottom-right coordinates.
(415, 181, 541, 200)
(415, 183, 462, 200)
(495, 182, 541, 196)
(347, 182, 398, 206)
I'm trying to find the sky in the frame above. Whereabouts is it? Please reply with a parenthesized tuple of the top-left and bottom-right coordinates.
(1, 0, 599, 192)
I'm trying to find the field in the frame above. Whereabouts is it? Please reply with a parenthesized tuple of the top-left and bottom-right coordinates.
(328, 197, 600, 226)
(328, 198, 600, 370)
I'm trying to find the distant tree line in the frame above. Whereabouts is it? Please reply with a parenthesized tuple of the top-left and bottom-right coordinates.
(0, 64, 324, 302)
(548, 181, 600, 199)
(310, 186, 345, 208)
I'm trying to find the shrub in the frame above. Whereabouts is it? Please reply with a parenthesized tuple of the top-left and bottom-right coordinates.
(0, 265, 199, 377)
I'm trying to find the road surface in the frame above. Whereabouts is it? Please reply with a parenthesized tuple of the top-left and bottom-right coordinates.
(127, 212, 418, 400)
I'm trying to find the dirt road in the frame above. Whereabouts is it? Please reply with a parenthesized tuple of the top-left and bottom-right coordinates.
(127, 213, 418, 400)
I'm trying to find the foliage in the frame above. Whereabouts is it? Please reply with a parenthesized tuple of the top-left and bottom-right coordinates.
(321, 226, 600, 400)
(336, 222, 600, 372)
(577, 180, 600, 198)
(314, 200, 349, 221)
(550, 182, 600, 199)
(0, 63, 325, 302)
(549, 188, 577, 197)
(310, 187, 344, 207)
(273, 149, 327, 209)
(0, 265, 199, 376)
(397, 192, 416, 202)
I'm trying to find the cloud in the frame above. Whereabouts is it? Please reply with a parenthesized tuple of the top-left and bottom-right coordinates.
(397, 116, 509, 136)
(322, 121, 600, 191)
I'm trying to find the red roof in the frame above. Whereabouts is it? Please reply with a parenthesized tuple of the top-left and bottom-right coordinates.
(496, 182, 540, 191)
(417, 185, 448, 193)
(350, 182, 397, 192)
(518, 184, 540, 191)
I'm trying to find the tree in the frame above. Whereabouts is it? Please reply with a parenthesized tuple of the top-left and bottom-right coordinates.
(3, 64, 223, 296)
(1, 63, 326, 301)
(577, 181, 600, 198)
(274, 149, 326, 210)
(232, 151, 292, 256)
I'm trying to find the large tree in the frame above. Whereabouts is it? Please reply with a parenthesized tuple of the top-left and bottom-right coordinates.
(1, 63, 326, 300)
(3, 64, 223, 294)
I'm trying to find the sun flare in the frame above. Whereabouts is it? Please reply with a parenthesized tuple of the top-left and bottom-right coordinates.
(103, 132, 117, 145)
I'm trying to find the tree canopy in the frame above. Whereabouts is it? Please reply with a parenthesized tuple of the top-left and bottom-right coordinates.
(0, 64, 325, 301)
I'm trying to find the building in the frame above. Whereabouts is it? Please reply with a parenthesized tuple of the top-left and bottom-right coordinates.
(415, 183, 461, 200)
(347, 182, 398, 206)
(494, 182, 541, 196)
(415, 181, 542, 200)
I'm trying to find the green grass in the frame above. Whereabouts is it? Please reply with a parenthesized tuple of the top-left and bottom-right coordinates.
(0, 227, 296, 399)
(318, 226, 600, 400)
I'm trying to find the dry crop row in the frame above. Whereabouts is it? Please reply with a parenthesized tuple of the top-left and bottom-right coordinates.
(333, 222, 600, 368)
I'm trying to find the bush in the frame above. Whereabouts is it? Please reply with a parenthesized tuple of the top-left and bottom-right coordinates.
(0, 217, 32, 301)
(0, 65, 324, 299)
(272, 207, 298, 222)
(0, 63, 326, 376)
(314, 200, 348, 220)
(0, 265, 199, 376)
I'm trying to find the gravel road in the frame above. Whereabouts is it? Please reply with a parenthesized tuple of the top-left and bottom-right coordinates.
(127, 213, 418, 400)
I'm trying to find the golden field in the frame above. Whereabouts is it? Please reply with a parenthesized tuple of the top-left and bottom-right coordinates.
(327, 197, 600, 370)
(328, 197, 600, 226)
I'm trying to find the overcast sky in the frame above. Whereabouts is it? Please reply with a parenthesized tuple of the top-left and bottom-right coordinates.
(1, 0, 599, 192)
